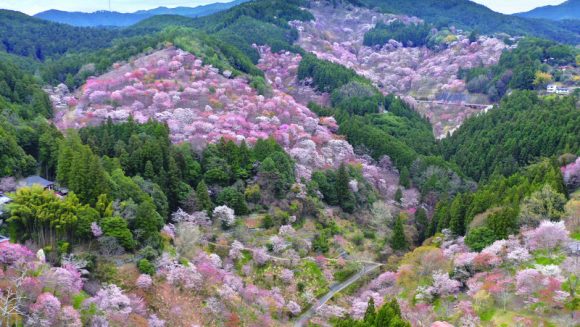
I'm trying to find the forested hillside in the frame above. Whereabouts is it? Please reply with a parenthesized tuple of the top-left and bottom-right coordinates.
(34, 0, 249, 27)
(0, 0, 578, 326)
(442, 91, 580, 180)
(360, 0, 580, 44)
(516, 0, 580, 21)
(460, 38, 579, 100)
(0, 10, 129, 60)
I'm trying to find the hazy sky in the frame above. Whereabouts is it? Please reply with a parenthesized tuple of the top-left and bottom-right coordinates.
(0, 0, 233, 15)
(0, 0, 569, 15)
(471, 0, 567, 14)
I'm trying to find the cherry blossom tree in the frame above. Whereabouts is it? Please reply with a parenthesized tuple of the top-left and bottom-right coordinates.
(523, 221, 570, 252)
(148, 314, 166, 327)
(91, 222, 103, 238)
(28, 292, 61, 327)
(59, 306, 82, 327)
(287, 301, 301, 316)
(214, 205, 236, 228)
(92, 284, 132, 319)
(136, 274, 153, 289)
(252, 248, 269, 266)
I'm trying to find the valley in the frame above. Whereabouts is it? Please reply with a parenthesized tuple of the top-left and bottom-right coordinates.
(0, 0, 578, 326)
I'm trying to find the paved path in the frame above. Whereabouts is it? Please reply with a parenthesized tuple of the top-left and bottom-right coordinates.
(294, 263, 381, 327)
(415, 100, 492, 108)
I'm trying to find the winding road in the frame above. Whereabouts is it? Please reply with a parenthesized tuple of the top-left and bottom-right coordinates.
(294, 263, 381, 327)
(206, 241, 385, 326)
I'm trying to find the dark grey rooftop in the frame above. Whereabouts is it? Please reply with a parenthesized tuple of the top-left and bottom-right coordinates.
(19, 176, 54, 188)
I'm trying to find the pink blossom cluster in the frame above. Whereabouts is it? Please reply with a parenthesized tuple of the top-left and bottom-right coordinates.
(291, 2, 504, 138)
(155, 250, 306, 318)
(91, 284, 133, 319)
(256, 46, 330, 107)
(431, 270, 461, 296)
(523, 221, 571, 251)
(0, 242, 34, 265)
(0, 242, 176, 325)
(293, 3, 504, 96)
(515, 268, 569, 306)
(561, 157, 580, 188)
(136, 274, 153, 289)
(344, 270, 399, 319)
(91, 222, 103, 238)
(50, 47, 399, 192)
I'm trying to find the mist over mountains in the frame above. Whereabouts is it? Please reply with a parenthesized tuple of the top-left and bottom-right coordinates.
(33, 0, 248, 27)
(516, 0, 580, 21)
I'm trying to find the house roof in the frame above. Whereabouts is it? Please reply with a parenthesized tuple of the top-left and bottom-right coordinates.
(19, 176, 54, 188)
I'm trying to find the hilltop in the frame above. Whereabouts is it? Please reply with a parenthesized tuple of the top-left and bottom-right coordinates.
(516, 0, 580, 21)
(34, 0, 249, 27)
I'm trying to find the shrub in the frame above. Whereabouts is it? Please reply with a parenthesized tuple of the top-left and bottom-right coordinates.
(137, 258, 155, 275)
(465, 226, 496, 251)
(101, 216, 136, 250)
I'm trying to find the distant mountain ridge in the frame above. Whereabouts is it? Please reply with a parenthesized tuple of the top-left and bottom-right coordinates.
(515, 0, 580, 21)
(359, 0, 580, 44)
(34, 0, 249, 27)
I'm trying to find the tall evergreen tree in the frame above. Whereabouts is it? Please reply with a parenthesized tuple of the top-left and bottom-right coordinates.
(394, 188, 403, 203)
(166, 156, 181, 211)
(399, 167, 410, 188)
(364, 297, 376, 324)
(391, 214, 407, 251)
(135, 200, 164, 248)
(449, 194, 466, 236)
(196, 180, 213, 213)
(144, 160, 155, 181)
(415, 208, 428, 244)
(336, 163, 355, 213)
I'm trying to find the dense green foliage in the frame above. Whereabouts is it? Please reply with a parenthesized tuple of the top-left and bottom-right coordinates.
(460, 38, 579, 100)
(300, 55, 437, 171)
(129, 0, 310, 69)
(1, 0, 313, 91)
(41, 34, 163, 89)
(0, 10, 129, 60)
(391, 215, 408, 251)
(442, 91, 580, 181)
(430, 159, 567, 248)
(363, 22, 432, 47)
(7, 186, 100, 249)
(359, 0, 580, 44)
(309, 163, 376, 213)
(334, 298, 411, 327)
(79, 119, 191, 210)
(298, 54, 367, 93)
(0, 59, 57, 178)
(0, 60, 52, 118)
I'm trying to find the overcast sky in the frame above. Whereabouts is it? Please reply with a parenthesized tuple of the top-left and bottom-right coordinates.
(471, 0, 566, 14)
(0, 0, 569, 15)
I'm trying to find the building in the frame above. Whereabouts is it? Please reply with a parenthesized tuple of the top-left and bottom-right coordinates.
(547, 84, 570, 95)
(556, 87, 570, 95)
(17, 176, 55, 190)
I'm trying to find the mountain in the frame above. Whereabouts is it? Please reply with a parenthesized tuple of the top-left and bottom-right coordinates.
(516, 0, 580, 21)
(33, 0, 249, 27)
(0, 10, 128, 60)
(0, 1, 579, 326)
(359, 0, 580, 44)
